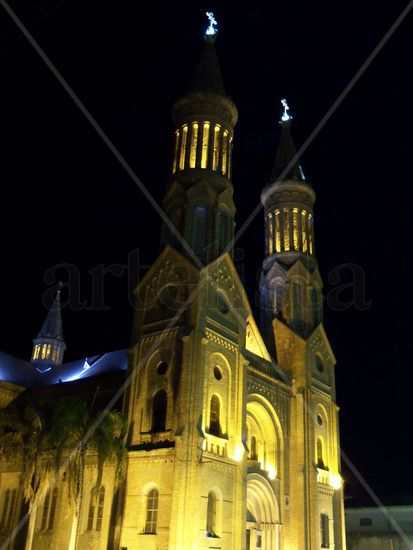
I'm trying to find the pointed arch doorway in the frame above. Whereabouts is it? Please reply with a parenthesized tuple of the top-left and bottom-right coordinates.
(246, 473, 281, 550)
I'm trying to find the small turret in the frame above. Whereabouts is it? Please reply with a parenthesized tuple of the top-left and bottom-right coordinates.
(31, 285, 66, 372)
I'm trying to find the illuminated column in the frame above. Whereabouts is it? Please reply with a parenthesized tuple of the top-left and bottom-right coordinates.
(293, 208, 299, 251)
(268, 212, 274, 255)
(189, 122, 199, 168)
(172, 129, 179, 173)
(179, 125, 188, 171)
(201, 121, 210, 168)
(222, 130, 229, 176)
(212, 124, 220, 170)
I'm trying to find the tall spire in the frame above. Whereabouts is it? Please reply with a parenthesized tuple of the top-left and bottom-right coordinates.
(37, 286, 64, 341)
(270, 100, 305, 183)
(31, 285, 66, 372)
(260, 101, 320, 345)
(161, 11, 238, 265)
(187, 35, 226, 96)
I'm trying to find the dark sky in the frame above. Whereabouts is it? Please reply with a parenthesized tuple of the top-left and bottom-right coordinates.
(0, 1, 412, 502)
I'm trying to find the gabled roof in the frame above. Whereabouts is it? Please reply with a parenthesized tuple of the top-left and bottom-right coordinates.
(0, 349, 128, 388)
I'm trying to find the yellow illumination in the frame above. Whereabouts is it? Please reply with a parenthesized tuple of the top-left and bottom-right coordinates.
(301, 210, 307, 252)
(222, 130, 228, 175)
(46, 344, 51, 359)
(212, 124, 220, 170)
(201, 122, 210, 168)
(268, 213, 273, 254)
(172, 129, 179, 174)
(275, 210, 281, 252)
(179, 125, 188, 171)
(234, 443, 244, 462)
(228, 136, 233, 179)
(309, 213, 313, 254)
(293, 208, 299, 250)
(189, 122, 198, 168)
(41, 345, 46, 359)
(329, 473, 342, 490)
(283, 210, 290, 251)
(267, 465, 276, 480)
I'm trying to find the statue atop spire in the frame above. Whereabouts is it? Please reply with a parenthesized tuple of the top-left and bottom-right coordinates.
(280, 98, 292, 123)
(205, 11, 218, 37)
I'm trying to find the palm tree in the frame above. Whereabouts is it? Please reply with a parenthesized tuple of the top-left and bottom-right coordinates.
(0, 392, 127, 550)
(0, 392, 52, 550)
(48, 396, 128, 550)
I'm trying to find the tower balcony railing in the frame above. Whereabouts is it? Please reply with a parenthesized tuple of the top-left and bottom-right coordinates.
(317, 467, 342, 490)
(203, 433, 228, 458)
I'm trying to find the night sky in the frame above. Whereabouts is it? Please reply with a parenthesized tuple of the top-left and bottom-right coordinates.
(0, 2, 412, 503)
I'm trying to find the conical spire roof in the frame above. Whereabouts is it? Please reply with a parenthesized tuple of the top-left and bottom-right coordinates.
(37, 286, 65, 342)
(271, 118, 306, 183)
(187, 36, 226, 96)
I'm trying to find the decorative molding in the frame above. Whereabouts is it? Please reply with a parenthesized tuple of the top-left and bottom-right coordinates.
(205, 329, 237, 352)
(141, 327, 179, 344)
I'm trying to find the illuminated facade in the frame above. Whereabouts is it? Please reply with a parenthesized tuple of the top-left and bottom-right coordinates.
(0, 24, 346, 550)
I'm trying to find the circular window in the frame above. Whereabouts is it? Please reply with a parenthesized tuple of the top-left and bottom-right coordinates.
(156, 361, 168, 375)
(317, 414, 323, 426)
(214, 366, 222, 380)
(315, 356, 324, 373)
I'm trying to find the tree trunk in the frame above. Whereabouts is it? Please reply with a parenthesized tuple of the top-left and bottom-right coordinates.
(68, 457, 84, 550)
(24, 502, 37, 550)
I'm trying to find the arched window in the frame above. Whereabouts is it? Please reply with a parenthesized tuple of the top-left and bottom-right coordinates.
(312, 286, 321, 325)
(192, 205, 208, 257)
(212, 124, 221, 171)
(41, 488, 58, 530)
(320, 513, 330, 548)
(172, 129, 180, 174)
(87, 486, 105, 531)
(201, 122, 210, 168)
(179, 125, 188, 171)
(317, 438, 325, 468)
(206, 491, 216, 536)
(209, 395, 221, 437)
(189, 122, 199, 168)
(218, 209, 230, 252)
(0, 489, 17, 531)
(250, 436, 258, 461)
(151, 390, 167, 433)
(144, 488, 159, 534)
(283, 209, 290, 250)
(292, 282, 303, 323)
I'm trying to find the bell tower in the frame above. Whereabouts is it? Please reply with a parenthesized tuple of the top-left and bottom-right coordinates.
(260, 101, 322, 347)
(260, 102, 346, 549)
(160, 16, 238, 264)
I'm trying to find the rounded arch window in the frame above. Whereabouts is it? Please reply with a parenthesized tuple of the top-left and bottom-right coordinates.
(317, 414, 323, 426)
(216, 292, 229, 314)
(213, 366, 222, 381)
(315, 355, 324, 372)
(156, 361, 168, 375)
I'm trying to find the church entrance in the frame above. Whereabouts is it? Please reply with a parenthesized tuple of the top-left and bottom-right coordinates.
(246, 474, 280, 550)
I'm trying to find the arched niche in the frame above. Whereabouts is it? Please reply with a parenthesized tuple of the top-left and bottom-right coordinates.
(246, 394, 283, 479)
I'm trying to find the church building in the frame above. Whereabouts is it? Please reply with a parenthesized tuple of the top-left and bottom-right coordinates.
(0, 15, 346, 550)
